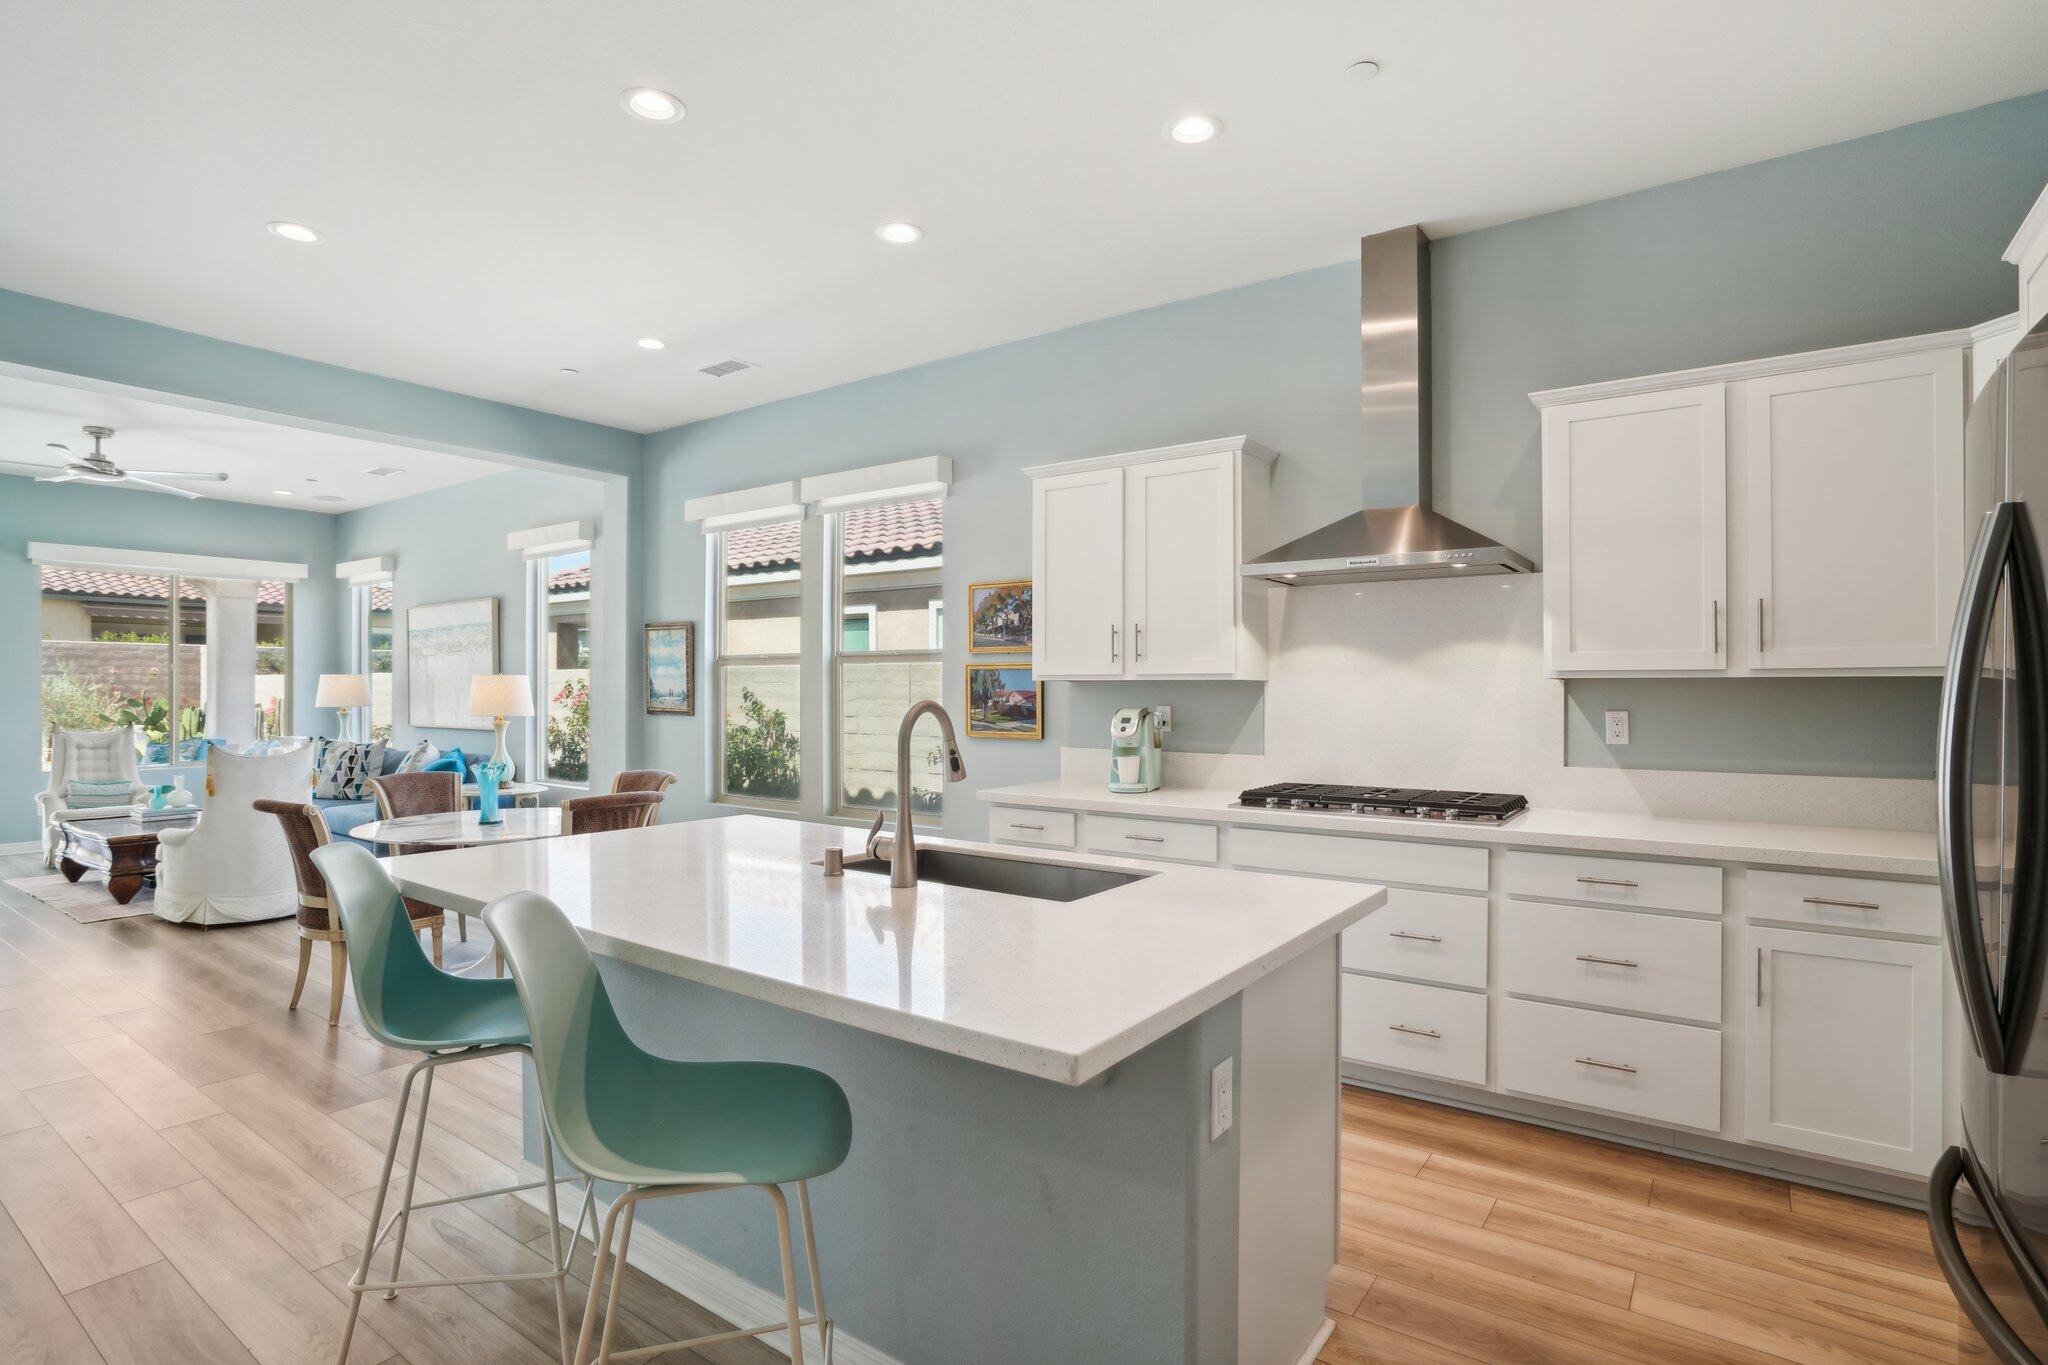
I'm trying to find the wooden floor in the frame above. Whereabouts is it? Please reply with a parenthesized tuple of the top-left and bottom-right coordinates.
(0, 846, 1989, 1365)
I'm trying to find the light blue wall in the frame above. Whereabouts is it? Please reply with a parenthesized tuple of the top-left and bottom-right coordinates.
(642, 91, 2048, 813)
(3, 479, 343, 843)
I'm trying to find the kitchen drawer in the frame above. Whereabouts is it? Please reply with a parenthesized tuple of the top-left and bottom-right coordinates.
(1230, 825, 1487, 893)
(1340, 976, 1488, 1086)
(1744, 869, 1940, 940)
(988, 807, 1076, 849)
(1083, 814, 1218, 864)
(1499, 997, 1722, 1132)
(1502, 899, 1722, 1024)
(1503, 849, 1722, 916)
(1342, 888, 1489, 989)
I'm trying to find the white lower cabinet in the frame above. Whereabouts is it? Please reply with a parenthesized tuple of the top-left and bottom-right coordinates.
(1499, 997, 1722, 1132)
(1742, 926, 1945, 1176)
(1340, 976, 1488, 1087)
(1502, 899, 1721, 1024)
(1341, 888, 1488, 990)
(987, 807, 1076, 849)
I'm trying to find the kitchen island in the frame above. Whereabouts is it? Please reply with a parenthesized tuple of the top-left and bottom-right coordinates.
(384, 814, 1383, 1365)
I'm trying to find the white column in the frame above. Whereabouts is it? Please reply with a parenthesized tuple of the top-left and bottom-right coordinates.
(193, 578, 260, 747)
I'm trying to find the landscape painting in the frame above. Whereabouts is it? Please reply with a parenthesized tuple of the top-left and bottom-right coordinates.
(645, 621, 696, 715)
(407, 598, 496, 730)
(969, 579, 1031, 653)
(965, 664, 1042, 739)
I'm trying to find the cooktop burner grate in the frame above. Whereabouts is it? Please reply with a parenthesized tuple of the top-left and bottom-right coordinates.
(1235, 782, 1528, 823)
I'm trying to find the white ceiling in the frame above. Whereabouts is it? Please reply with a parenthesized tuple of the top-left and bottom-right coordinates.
(3, 1, 2046, 435)
(0, 373, 503, 512)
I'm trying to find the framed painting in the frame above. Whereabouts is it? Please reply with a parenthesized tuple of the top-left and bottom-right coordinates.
(645, 621, 696, 715)
(965, 664, 1042, 740)
(406, 597, 497, 730)
(968, 579, 1032, 654)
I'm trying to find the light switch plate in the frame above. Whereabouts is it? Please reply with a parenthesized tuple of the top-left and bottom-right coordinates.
(1210, 1057, 1234, 1141)
(1155, 705, 1173, 732)
(1604, 710, 1630, 745)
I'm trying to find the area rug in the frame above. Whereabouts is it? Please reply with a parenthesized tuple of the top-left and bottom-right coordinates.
(4, 873, 156, 924)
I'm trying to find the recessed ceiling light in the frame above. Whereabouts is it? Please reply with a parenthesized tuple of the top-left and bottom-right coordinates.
(266, 221, 321, 243)
(1167, 114, 1222, 145)
(313, 493, 346, 503)
(1346, 59, 1382, 82)
(875, 222, 924, 245)
(620, 87, 684, 123)
(635, 337, 667, 351)
(272, 489, 295, 497)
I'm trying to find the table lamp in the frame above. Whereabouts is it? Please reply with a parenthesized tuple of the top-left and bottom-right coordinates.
(468, 674, 534, 781)
(315, 674, 370, 741)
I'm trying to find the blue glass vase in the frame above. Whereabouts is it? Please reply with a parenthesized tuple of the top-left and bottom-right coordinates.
(476, 760, 508, 825)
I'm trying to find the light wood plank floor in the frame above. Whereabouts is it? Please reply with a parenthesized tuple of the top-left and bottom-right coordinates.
(0, 848, 1987, 1363)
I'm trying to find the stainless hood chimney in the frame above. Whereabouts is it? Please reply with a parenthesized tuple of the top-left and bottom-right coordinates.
(1241, 226, 1534, 585)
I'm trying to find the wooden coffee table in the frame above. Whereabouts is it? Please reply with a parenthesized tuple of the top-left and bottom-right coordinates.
(56, 814, 197, 904)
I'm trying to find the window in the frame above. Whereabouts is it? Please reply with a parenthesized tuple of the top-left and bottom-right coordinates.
(39, 567, 292, 766)
(351, 581, 395, 742)
(834, 497, 944, 817)
(538, 550, 592, 784)
(716, 518, 803, 806)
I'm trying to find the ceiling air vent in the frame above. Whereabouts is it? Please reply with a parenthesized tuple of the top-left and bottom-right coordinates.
(697, 358, 756, 379)
(362, 466, 405, 478)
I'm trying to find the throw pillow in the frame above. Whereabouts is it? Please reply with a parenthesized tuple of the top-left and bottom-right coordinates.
(313, 740, 387, 801)
(421, 748, 469, 783)
(394, 740, 440, 774)
(65, 778, 133, 808)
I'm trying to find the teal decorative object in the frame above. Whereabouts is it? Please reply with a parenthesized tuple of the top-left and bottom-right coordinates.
(476, 759, 508, 825)
(148, 784, 171, 810)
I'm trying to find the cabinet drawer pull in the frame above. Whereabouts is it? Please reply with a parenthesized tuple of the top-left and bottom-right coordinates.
(1388, 931, 1444, 943)
(1007, 822, 1047, 832)
(1388, 1024, 1442, 1039)
(1801, 895, 1880, 911)
(1574, 1056, 1638, 1075)
(1124, 833, 1166, 843)
(1576, 875, 1640, 888)
(1574, 954, 1639, 968)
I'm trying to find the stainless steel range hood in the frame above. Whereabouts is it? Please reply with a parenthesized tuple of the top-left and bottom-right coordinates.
(1242, 226, 1534, 585)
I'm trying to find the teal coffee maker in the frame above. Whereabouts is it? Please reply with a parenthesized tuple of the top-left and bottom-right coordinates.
(1108, 706, 1164, 793)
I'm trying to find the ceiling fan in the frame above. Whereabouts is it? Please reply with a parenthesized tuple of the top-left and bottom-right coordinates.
(0, 425, 229, 500)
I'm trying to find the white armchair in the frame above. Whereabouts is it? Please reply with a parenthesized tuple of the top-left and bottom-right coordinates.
(155, 741, 316, 926)
(39, 725, 148, 867)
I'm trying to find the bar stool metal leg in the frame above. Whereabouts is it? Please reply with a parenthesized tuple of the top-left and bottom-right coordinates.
(768, 1183, 807, 1365)
(382, 1066, 436, 1297)
(333, 1057, 425, 1364)
(797, 1179, 833, 1364)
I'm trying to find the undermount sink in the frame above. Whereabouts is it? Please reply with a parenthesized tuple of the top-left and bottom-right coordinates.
(841, 848, 1146, 902)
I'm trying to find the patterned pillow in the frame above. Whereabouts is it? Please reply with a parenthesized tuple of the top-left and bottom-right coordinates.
(393, 740, 440, 774)
(65, 778, 133, 808)
(313, 740, 387, 801)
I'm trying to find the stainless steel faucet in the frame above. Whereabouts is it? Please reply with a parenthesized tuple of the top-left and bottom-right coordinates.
(868, 700, 967, 888)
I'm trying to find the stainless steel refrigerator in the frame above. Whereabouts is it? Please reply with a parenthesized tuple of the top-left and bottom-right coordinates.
(1933, 310, 2048, 1363)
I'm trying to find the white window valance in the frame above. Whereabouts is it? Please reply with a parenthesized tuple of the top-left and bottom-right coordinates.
(683, 480, 804, 531)
(29, 542, 309, 582)
(335, 554, 394, 585)
(798, 455, 952, 512)
(507, 520, 595, 560)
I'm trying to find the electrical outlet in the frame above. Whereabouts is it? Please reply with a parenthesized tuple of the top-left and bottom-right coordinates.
(1210, 1057, 1234, 1141)
(1155, 705, 1173, 732)
(1605, 710, 1631, 745)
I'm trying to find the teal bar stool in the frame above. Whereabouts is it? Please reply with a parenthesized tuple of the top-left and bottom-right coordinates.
(484, 888, 853, 1365)
(312, 842, 596, 1365)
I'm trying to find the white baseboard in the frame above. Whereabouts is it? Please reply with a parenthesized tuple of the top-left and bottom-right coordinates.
(517, 1169, 906, 1365)
(0, 840, 46, 856)
(1293, 1318, 1336, 1365)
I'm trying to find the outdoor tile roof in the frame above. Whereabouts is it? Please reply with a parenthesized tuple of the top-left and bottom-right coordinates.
(40, 567, 290, 606)
(724, 496, 942, 571)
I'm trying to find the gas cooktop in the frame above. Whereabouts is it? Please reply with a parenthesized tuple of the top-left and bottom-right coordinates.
(1234, 783, 1528, 824)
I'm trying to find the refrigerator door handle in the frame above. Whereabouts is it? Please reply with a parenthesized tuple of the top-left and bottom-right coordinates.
(1999, 502, 2048, 1070)
(1930, 1145, 2048, 1363)
(1943, 502, 2019, 1073)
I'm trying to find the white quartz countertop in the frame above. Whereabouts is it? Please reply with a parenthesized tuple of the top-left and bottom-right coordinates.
(383, 814, 1383, 1086)
(978, 779, 1944, 878)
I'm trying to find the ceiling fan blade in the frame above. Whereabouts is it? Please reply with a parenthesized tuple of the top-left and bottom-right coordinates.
(0, 459, 66, 477)
(121, 475, 205, 500)
(35, 471, 82, 484)
(124, 469, 229, 482)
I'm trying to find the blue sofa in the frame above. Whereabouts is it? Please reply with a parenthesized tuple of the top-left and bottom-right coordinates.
(314, 743, 414, 839)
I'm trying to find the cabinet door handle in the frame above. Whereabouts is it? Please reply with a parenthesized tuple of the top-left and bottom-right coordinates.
(1124, 833, 1166, 843)
(1388, 1024, 1441, 1039)
(1135, 624, 1144, 659)
(1756, 946, 1764, 1008)
(1388, 931, 1443, 943)
(1712, 599, 1721, 653)
(1575, 954, 1639, 968)
(1110, 624, 1119, 662)
(1576, 875, 1640, 888)
(1007, 822, 1046, 832)
(1757, 596, 1767, 649)
(1574, 1056, 1638, 1075)
(1801, 896, 1880, 911)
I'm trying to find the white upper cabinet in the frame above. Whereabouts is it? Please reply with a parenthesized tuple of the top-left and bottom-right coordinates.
(1030, 437, 1273, 681)
(1533, 331, 1973, 677)
(1741, 348, 1965, 671)
(2009, 179, 2048, 332)
(1541, 383, 1727, 673)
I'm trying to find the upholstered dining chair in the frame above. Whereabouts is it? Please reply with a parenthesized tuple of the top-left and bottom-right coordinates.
(561, 791, 664, 835)
(609, 769, 677, 798)
(254, 798, 446, 1025)
(368, 771, 470, 940)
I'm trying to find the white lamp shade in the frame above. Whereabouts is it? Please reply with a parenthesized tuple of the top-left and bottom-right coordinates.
(315, 674, 370, 708)
(468, 674, 535, 718)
